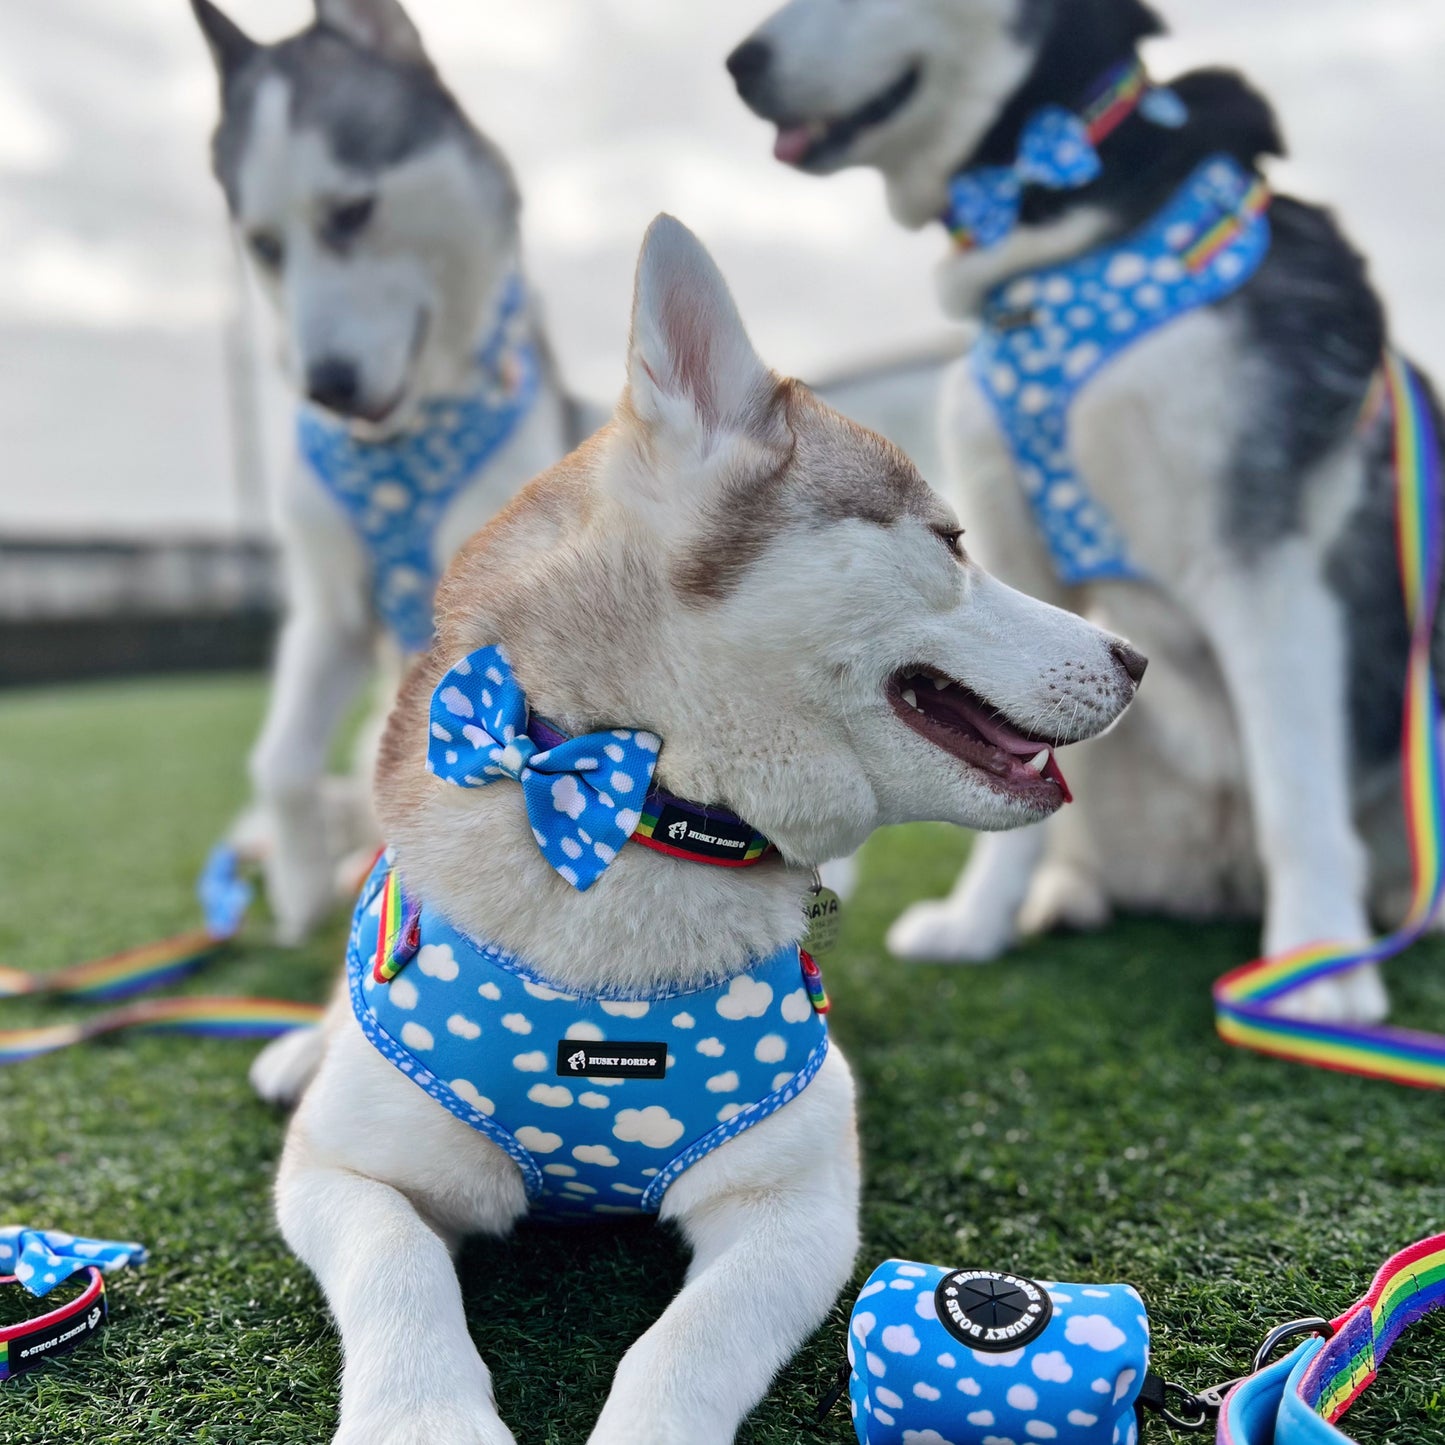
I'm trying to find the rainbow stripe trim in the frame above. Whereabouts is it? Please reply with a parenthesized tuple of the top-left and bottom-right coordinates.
(1183, 177, 1271, 272)
(1213, 355, 1445, 1089)
(800, 950, 830, 1015)
(1080, 58, 1149, 144)
(1303, 1234, 1445, 1427)
(373, 868, 421, 984)
(0, 997, 324, 1066)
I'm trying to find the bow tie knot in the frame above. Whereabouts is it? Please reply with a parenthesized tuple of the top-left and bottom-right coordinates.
(427, 646, 662, 891)
(945, 106, 1102, 251)
(496, 735, 537, 780)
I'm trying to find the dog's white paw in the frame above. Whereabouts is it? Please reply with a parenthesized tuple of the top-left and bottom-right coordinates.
(249, 1026, 325, 1107)
(332, 1404, 517, 1445)
(1017, 861, 1111, 937)
(816, 854, 860, 901)
(886, 899, 1014, 963)
(1266, 963, 1390, 1026)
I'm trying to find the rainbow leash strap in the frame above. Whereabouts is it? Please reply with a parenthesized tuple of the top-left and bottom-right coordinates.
(0, 845, 323, 1066)
(1212, 354, 1445, 1088)
(1217, 1233, 1445, 1444)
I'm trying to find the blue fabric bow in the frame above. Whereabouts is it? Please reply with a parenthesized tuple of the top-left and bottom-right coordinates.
(426, 646, 662, 891)
(944, 106, 1103, 249)
(0, 1226, 147, 1299)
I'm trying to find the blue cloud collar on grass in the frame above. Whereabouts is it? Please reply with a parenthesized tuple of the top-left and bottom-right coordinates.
(0, 1227, 146, 1299)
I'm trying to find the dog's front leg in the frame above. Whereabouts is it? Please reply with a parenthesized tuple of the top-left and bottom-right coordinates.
(276, 1155, 516, 1445)
(588, 1064, 859, 1445)
(250, 603, 371, 943)
(1195, 543, 1387, 1022)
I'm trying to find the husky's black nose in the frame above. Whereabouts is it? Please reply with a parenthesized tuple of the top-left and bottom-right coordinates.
(1110, 640, 1148, 688)
(307, 358, 361, 415)
(726, 39, 771, 101)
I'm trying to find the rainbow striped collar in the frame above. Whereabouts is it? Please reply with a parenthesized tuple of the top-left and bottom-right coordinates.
(525, 716, 773, 869)
(941, 55, 1188, 253)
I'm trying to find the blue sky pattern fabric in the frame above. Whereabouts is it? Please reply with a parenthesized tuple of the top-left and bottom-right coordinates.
(972, 155, 1271, 585)
(0, 1227, 147, 1299)
(849, 1259, 1149, 1445)
(426, 645, 662, 891)
(346, 854, 829, 1222)
(296, 276, 539, 652)
(944, 107, 1104, 251)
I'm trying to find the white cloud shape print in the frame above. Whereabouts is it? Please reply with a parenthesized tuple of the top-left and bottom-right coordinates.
(613, 1106, 686, 1149)
(716, 977, 773, 1020)
(1065, 1315, 1128, 1353)
(416, 944, 459, 981)
(514, 1126, 562, 1153)
(527, 1084, 573, 1108)
(572, 1144, 619, 1167)
(1032, 1351, 1073, 1383)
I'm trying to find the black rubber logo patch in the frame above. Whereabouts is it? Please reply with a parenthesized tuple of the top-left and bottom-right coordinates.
(556, 1041, 667, 1079)
(652, 804, 756, 860)
(934, 1270, 1053, 1352)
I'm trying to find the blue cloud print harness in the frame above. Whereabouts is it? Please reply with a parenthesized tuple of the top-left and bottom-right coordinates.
(347, 854, 830, 1221)
(296, 274, 541, 651)
(959, 139, 1272, 584)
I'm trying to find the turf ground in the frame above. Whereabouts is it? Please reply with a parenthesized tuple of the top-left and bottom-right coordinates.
(1, 676, 1442, 1445)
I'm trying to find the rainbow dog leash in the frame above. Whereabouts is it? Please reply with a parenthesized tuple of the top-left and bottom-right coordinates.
(1213, 354, 1445, 1089)
(1215, 1233, 1445, 1445)
(0, 845, 324, 1066)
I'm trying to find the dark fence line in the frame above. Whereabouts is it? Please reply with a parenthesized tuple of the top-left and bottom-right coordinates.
(0, 536, 281, 687)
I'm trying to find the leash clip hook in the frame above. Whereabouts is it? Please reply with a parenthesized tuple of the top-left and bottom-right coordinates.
(1152, 1317, 1335, 1433)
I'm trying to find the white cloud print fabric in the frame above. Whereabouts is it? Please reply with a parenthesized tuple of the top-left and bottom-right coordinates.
(848, 1259, 1149, 1445)
(346, 855, 829, 1220)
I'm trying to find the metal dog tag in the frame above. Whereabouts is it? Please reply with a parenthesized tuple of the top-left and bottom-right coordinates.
(804, 886, 842, 959)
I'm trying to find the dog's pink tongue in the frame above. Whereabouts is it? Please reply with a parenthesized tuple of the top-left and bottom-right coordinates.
(774, 125, 814, 164)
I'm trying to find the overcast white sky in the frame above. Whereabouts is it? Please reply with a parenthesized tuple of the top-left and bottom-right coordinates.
(1, 0, 1443, 536)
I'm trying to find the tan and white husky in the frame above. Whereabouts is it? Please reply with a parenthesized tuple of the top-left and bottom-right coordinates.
(251, 216, 1142, 1445)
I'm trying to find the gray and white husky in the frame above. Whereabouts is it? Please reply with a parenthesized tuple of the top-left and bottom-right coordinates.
(730, 0, 1445, 1023)
(191, 0, 570, 942)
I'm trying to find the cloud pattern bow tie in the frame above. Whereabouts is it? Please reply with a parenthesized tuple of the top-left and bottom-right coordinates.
(944, 106, 1103, 251)
(427, 646, 662, 891)
(0, 1226, 148, 1298)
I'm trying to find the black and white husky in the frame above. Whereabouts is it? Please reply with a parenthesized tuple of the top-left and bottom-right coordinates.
(190, 0, 570, 942)
(729, 0, 1445, 1023)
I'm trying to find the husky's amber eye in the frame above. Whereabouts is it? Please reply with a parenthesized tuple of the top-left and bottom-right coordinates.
(248, 230, 284, 270)
(325, 196, 376, 246)
(934, 526, 965, 558)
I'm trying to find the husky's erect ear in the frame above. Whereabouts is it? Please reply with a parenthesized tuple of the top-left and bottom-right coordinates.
(190, 0, 258, 84)
(314, 0, 428, 67)
(625, 215, 777, 453)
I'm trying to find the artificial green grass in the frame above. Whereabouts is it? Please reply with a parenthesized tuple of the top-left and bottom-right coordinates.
(1, 675, 1442, 1444)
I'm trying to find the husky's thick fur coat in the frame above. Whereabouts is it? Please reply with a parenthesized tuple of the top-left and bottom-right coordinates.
(191, 0, 569, 942)
(251, 216, 1141, 1444)
(731, 0, 1445, 1024)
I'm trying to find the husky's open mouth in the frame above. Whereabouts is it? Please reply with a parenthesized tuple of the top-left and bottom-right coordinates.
(887, 666, 1073, 806)
(773, 65, 921, 168)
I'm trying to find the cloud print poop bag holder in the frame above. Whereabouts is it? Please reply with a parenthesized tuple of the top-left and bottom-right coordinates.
(848, 1260, 1149, 1445)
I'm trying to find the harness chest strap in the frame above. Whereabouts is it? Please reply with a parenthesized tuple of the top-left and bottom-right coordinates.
(971, 153, 1272, 586)
(352, 855, 829, 1221)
